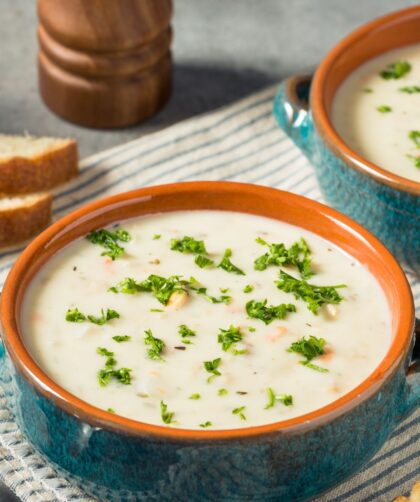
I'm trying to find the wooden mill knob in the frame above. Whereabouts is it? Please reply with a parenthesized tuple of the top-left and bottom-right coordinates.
(37, 0, 173, 129)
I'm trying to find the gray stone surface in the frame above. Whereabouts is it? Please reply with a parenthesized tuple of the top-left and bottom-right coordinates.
(0, 0, 417, 500)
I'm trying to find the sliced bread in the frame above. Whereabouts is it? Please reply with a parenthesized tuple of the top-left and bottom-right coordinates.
(0, 192, 53, 247)
(0, 135, 78, 195)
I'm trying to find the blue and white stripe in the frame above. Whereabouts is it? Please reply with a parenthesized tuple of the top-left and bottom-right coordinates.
(0, 85, 418, 501)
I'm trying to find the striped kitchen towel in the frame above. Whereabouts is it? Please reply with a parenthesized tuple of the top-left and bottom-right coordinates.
(0, 85, 418, 502)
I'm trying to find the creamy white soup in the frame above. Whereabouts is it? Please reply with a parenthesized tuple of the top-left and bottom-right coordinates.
(332, 43, 420, 183)
(22, 211, 391, 430)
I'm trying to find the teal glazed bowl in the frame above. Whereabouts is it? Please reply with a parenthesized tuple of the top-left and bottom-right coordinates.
(273, 6, 420, 271)
(0, 182, 419, 501)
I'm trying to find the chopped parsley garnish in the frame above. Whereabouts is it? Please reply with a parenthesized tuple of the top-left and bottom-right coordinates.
(66, 307, 120, 325)
(276, 271, 346, 314)
(150, 308, 164, 312)
(217, 325, 247, 355)
(248, 326, 256, 332)
(111, 274, 234, 306)
(199, 421, 212, 428)
(218, 248, 245, 275)
(110, 274, 190, 305)
(160, 401, 176, 424)
(399, 85, 420, 93)
(153, 234, 161, 240)
(189, 393, 201, 400)
(88, 308, 120, 325)
(97, 346, 114, 358)
(246, 299, 296, 324)
(144, 329, 165, 361)
(232, 406, 246, 420)
(219, 287, 230, 293)
(112, 335, 131, 343)
(243, 284, 254, 293)
(407, 154, 420, 169)
(195, 254, 214, 268)
(204, 358, 222, 382)
(265, 388, 293, 409)
(192, 285, 232, 304)
(178, 324, 196, 344)
(377, 105, 392, 113)
(97, 347, 132, 386)
(218, 388, 228, 396)
(363, 87, 373, 93)
(380, 61, 411, 80)
(254, 237, 313, 278)
(107, 408, 115, 413)
(65, 308, 86, 323)
(287, 336, 329, 373)
(171, 235, 207, 254)
(408, 130, 420, 148)
(86, 228, 131, 260)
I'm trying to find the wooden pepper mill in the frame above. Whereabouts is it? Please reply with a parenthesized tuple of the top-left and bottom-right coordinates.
(37, 0, 173, 129)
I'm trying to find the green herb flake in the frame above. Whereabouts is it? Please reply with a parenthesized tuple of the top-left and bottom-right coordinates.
(363, 87, 373, 93)
(88, 308, 120, 325)
(189, 393, 201, 400)
(254, 237, 313, 278)
(399, 85, 420, 93)
(112, 335, 131, 343)
(265, 388, 293, 409)
(232, 406, 246, 420)
(171, 236, 207, 254)
(150, 308, 164, 313)
(107, 408, 116, 414)
(179, 324, 197, 344)
(199, 421, 212, 428)
(110, 274, 190, 306)
(193, 286, 232, 305)
(287, 335, 329, 372)
(276, 271, 346, 314)
(380, 61, 411, 80)
(218, 248, 245, 275)
(377, 105, 392, 113)
(194, 254, 214, 268)
(97, 347, 132, 387)
(218, 388, 228, 396)
(243, 284, 254, 293)
(248, 326, 256, 333)
(217, 325, 247, 354)
(160, 400, 176, 424)
(153, 234, 161, 240)
(407, 154, 420, 169)
(86, 228, 131, 260)
(408, 130, 420, 148)
(144, 329, 165, 361)
(65, 308, 86, 323)
(204, 358, 222, 382)
(246, 299, 296, 324)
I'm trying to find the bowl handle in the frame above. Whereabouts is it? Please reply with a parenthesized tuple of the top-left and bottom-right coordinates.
(400, 317, 420, 417)
(273, 74, 314, 158)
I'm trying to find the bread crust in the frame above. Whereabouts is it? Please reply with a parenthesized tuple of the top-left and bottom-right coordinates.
(394, 482, 420, 502)
(0, 140, 78, 195)
(0, 194, 53, 247)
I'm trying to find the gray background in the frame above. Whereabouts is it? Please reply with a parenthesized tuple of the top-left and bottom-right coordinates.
(0, 0, 417, 500)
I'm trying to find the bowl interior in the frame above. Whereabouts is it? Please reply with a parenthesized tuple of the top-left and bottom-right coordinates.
(1, 182, 414, 439)
(311, 6, 420, 194)
(319, 7, 420, 116)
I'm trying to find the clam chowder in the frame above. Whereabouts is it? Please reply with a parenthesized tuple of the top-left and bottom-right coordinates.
(22, 211, 391, 430)
(332, 43, 420, 183)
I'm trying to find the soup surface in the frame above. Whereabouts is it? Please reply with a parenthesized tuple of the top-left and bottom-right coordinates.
(332, 43, 420, 183)
(22, 211, 391, 430)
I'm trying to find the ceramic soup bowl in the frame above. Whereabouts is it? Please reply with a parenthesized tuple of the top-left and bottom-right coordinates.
(0, 182, 419, 501)
(274, 6, 420, 271)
